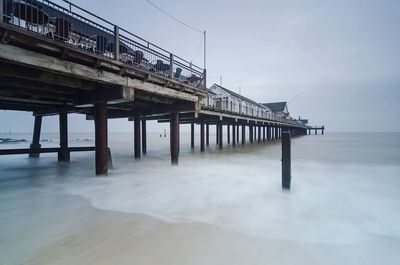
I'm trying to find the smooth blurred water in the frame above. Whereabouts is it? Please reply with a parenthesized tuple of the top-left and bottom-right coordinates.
(1, 132, 400, 264)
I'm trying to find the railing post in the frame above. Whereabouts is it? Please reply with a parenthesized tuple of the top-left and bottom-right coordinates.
(114, 25, 120, 61)
(169, 53, 174, 79)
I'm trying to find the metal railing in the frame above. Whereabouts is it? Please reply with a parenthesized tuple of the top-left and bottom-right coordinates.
(1, 0, 206, 90)
(201, 97, 307, 127)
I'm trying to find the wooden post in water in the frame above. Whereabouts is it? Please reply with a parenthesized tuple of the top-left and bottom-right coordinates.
(191, 122, 195, 149)
(170, 112, 180, 165)
(94, 102, 108, 176)
(241, 124, 246, 145)
(141, 119, 147, 155)
(200, 121, 205, 152)
(58, 112, 70, 162)
(206, 123, 209, 146)
(232, 122, 236, 147)
(227, 124, 230, 144)
(29, 115, 42, 158)
(282, 131, 291, 190)
(134, 116, 141, 159)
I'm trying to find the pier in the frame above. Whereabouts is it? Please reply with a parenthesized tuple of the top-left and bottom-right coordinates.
(0, 0, 323, 175)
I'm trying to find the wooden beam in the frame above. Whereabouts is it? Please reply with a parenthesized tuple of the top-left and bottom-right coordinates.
(75, 86, 135, 105)
(0, 43, 200, 102)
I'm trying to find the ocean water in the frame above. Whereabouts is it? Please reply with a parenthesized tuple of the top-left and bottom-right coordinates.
(1, 131, 400, 264)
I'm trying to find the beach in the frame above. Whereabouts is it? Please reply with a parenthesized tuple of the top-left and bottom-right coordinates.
(1, 132, 400, 264)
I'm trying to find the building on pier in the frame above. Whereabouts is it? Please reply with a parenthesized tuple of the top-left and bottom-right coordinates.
(208, 84, 272, 119)
(261, 102, 289, 119)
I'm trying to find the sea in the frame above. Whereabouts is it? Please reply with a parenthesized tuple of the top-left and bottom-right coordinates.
(0, 131, 400, 264)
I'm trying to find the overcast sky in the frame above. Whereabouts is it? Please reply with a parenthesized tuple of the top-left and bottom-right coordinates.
(1, 0, 399, 132)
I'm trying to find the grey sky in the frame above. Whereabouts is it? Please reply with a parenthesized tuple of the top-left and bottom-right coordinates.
(1, 0, 399, 132)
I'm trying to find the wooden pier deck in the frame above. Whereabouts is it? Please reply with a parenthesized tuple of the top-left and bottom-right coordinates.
(0, 0, 321, 175)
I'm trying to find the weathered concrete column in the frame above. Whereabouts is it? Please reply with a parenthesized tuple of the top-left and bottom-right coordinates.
(94, 102, 108, 176)
(232, 123, 236, 147)
(134, 116, 141, 159)
(141, 119, 147, 155)
(218, 121, 223, 149)
(58, 112, 70, 162)
(170, 112, 180, 165)
(200, 121, 205, 152)
(282, 131, 291, 190)
(29, 115, 42, 158)
(206, 123, 209, 146)
(241, 124, 246, 145)
(227, 124, 230, 144)
(258, 125, 261, 143)
(191, 122, 195, 149)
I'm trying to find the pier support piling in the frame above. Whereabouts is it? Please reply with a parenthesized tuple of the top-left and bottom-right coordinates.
(258, 125, 261, 143)
(216, 124, 219, 145)
(232, 123, 236, 147)
(142, 120, 147, 155)
(282, 131, 291, 190)
(200, 121, 205, 152)
(170, 112, 180, 165)
(263, 125, 266, 141)
(267, 125, 271, 141)
(29, 115, 42, 158)
(218, 121, 223, 149)
(134, 116, 141, 159)
(227, 124, 230, 144)
(206, 123, 209, 147)
(249, 125, 254, 144)
(94, 102, 108, 176)
(191, 122, 195, 149)
(236, 124, 240, 143)
(58, 112, 70, 162)
(242, 124, 246, 145)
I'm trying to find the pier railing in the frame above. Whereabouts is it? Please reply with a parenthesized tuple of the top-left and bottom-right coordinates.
(201, 99, 306, 127)
(1, 0, 206, 90)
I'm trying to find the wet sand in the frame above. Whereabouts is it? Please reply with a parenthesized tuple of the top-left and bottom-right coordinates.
(1, 194, 398, 265)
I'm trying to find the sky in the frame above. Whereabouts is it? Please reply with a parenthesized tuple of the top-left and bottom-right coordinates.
(1, 0, 400, 132)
